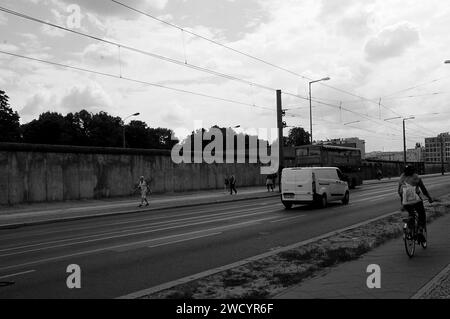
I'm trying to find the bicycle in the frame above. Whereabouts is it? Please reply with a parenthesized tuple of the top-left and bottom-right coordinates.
(403, 200, 433, 258)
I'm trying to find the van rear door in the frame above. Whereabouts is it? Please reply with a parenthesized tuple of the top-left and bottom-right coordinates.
(282, 169, 313, 201)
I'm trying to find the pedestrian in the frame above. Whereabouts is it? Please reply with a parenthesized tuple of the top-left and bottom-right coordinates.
(224, 175, 229, 194)
(229, 174, 237, 195)
(136, 176, 150, 207)
(266, 175, 274, 192)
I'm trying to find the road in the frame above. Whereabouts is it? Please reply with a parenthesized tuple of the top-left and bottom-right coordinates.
(0, 175, 449, 298)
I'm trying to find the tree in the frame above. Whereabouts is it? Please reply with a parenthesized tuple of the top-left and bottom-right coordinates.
(285, 127, 310, 147)
(21, 112, 72, 145)
(0, 90, 21, 142)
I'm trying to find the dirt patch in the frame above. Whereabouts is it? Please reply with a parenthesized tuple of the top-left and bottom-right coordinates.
(143, 198, 450, 299)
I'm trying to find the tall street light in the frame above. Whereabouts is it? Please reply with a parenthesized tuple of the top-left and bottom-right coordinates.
(122, 112, 140, 148)
(384, 116, 415, 165)
(309, 77, 330, 144)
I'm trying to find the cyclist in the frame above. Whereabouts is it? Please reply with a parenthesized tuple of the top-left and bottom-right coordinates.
(398, 165, 433, 241)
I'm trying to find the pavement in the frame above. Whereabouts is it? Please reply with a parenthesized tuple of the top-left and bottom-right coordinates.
(275, 205, 450, 299)
(0, 174, 448, 298)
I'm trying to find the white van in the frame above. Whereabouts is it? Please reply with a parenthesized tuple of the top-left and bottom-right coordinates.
(281, 167, 350, 209)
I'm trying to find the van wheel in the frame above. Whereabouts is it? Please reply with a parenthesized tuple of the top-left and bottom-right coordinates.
(319, 194, 328, 208)
(342, 191, 350, 205)
(282, 201, 293, 210)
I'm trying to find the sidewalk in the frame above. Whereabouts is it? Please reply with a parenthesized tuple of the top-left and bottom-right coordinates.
(0, 186, 279, 229)
(275, 211, 450, 299)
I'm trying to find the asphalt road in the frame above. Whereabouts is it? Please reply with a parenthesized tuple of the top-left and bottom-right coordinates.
(0, 175, 449, 299)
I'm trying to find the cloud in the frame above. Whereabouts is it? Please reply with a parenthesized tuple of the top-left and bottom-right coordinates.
(365, 22, 420, 62)
(20, 83, 113, 121)
(0, 12, 7, 25)
(60, 83, 113, 113)
(53, 0, 168, 19)
(80, 43, 122, 67)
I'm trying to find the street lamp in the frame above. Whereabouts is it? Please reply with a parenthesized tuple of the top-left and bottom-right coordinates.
(309, 77, 330, 144)
(122, 112, 140, 148)
(384, 116, 415, 165)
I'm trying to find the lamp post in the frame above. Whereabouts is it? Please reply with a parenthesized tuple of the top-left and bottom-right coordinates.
(384, 116, 415, 165)
(309, 77, 330, 144)
(122, 112, 140, 148)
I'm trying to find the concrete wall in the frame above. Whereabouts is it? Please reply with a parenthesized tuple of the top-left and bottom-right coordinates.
(0, 143, 266, 205)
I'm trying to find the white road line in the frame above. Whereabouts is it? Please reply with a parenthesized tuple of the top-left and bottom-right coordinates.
(0, 269, 35, 280)
(147, 232, 222, 249)
(0, 216, 279, 273)
(0, 203, 281, 254)
(270, 215, 306, 223)
(0, 200, 278, 240)
(0, 206, 281, 258)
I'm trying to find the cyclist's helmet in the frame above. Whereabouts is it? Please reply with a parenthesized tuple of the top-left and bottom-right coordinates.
(404, 165, 415, 176)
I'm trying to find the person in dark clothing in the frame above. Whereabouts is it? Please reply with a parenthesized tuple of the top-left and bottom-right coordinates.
(398, 165, 433, 235)
(229, 174, 237, 195)
(266, 175, 274, 192)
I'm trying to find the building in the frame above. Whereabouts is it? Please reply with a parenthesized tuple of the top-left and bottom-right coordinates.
(425, 132, 450, 163)
(365, 149, 423, 162)
(317, 137, 366, 158)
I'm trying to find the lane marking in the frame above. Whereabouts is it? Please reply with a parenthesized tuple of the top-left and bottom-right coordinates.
(0, 207, 282, 259)
(0, 216, 280, 273)
(270, 215, 306, 223)
(0, 203, 282, 254)
(147, 232, 222, 249)
(0, 269, 35, 280)
(0, 200, 279, 241)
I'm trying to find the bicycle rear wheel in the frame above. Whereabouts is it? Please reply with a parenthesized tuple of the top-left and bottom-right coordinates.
(404, 228, 415, 258)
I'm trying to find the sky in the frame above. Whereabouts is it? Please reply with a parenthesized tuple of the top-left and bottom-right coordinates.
(0, 0, 449, 152)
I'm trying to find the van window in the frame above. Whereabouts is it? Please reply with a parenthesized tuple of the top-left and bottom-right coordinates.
(284, 170, 312, 181)
(316, 169, 338, 180)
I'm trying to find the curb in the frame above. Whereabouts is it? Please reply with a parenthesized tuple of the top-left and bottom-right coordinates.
(411, 263, 450, 299)
(0, 192, 280, 230)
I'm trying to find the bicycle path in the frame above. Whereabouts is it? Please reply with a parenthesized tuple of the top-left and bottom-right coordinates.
(275, 210, 450, 299)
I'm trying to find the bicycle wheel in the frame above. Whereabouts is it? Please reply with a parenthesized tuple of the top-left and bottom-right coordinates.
(404, 227, 416, 258)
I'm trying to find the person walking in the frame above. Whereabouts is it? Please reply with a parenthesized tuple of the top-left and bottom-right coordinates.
(136, 176, 150, 207)
(229, 174, 237, 195)
(266, 175, 274, 192)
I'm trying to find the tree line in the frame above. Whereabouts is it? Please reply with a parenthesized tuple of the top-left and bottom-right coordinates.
(0, 90, 178, 149)
(0, 89, 310, 149)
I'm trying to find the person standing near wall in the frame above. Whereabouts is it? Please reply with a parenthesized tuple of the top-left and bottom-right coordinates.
(136, 176, 150, 207)
(229, 174, 237, 195)
(224, 175, 229, 194)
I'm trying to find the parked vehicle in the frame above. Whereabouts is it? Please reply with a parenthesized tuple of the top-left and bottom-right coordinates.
(280, 167, 350, 209)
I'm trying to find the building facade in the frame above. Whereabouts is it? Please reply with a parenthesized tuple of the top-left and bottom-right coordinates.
(425, 132, 450, 163)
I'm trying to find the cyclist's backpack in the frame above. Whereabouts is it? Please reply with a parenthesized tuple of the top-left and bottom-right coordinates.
(402, 182, 421, 205)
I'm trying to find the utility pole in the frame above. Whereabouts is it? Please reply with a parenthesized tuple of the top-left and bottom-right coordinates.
(403, 119, 407, 165)
(276, 90, 285, 192)
(441, 134, 445, 175)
